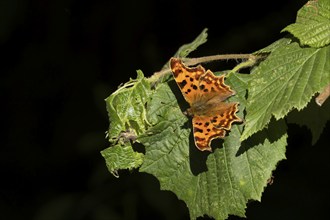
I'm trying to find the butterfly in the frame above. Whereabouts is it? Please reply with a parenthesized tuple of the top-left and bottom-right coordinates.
(170, 58, 242, 151)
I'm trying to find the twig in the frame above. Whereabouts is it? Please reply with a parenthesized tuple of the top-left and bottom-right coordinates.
(315, 83, 330, 106)
(181, 54, 254, 66)
(149, 54, 263, 84)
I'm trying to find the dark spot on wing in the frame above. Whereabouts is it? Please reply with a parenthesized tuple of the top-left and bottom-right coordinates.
(185, 88, 191, 94)
(219, 119, 225, 125)
(178, 80, 187, 88)
(211, 116, 218, 123)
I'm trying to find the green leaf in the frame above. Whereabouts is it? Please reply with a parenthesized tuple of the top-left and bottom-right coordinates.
(105, 70, 152, 142)
(138, 73, 287, 219)
(254, 38, 292, 54)
(241, 42, 330, 141)
(101, 144, 144, 177)
(174, 28, 208, 58)
(287, 97, 330, 145)
(282, 0, 330, 47)
(103, 30, 209, 175)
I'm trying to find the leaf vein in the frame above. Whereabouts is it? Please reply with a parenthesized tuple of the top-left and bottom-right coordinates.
(245, 150, 258, 196)
(223, 144, 239, 209)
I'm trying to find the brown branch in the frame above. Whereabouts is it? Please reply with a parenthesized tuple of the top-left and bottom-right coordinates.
(149, 54, 261, 84)
(181, 54, 255, 66)
(315, 83, 330, 106)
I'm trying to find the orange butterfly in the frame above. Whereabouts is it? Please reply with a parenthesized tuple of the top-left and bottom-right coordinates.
(170, 58, 242, 151)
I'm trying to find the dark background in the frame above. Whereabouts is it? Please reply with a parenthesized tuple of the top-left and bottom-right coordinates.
(1, 0, 329, 219)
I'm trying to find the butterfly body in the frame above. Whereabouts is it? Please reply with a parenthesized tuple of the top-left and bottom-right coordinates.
(189, 94, 233, 116)
(170, 58, 241, 152)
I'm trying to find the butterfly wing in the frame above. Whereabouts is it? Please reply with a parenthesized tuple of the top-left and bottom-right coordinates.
(208, 102, 242, 129)
(192, 115, 226, 151)
(170, 58, 237, 110)
(170, 58, 206, 105)
(198, 70, 235, 102)
(193, 103, 241, 151)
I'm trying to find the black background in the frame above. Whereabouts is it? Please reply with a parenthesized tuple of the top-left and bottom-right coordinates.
(1, 0, 329, 219)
